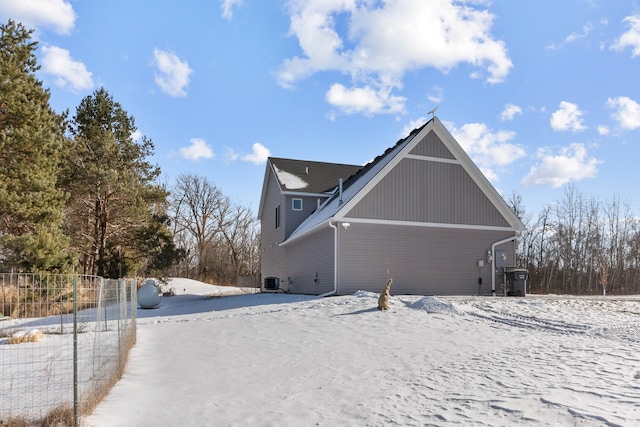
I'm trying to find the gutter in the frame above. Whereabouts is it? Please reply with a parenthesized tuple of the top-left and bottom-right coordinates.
(491, 235, 517, 296)
(318, 221, 339, 297)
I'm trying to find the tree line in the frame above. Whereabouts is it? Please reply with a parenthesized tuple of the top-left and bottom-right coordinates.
(510, 185, 640, 295)
(0, 20, 259, 284)
(4, 19, 639, 293)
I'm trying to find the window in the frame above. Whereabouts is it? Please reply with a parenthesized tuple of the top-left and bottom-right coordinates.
(292, 198, 303, 211)
(275, 205, 280, 229)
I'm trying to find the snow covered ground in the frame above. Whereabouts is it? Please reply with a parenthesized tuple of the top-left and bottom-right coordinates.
(85, 278, 640, 427)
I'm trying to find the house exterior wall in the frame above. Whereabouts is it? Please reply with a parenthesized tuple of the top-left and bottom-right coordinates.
(261, 170, 333, 291)
(260, 172, 288, 286)
(260, 120, 523, 296)
(347, 157, 509, 227)
(409, 130, 456, 159)
(284, 226, 335, 294)
(284, 195, 326, 238)
(337, 223, 514, 295)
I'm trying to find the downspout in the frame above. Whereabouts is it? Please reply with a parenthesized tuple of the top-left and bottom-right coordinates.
(491, 235, 517, 296)
(318, 221, 339, 297)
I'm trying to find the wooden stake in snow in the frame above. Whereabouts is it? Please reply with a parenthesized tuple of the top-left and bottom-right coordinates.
(377, 279, 393, 310)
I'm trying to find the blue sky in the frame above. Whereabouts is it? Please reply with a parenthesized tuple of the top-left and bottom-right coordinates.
(1, 0, 640, 218)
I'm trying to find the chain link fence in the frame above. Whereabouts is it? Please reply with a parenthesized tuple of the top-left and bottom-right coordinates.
(0, 273, 137, 426)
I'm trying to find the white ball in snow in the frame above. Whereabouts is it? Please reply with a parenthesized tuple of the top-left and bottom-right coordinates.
(138, 283, 161, 309)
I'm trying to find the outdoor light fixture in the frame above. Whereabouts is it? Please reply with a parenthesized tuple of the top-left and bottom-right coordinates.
(486, 250, 493, 262)
(342, 222, 351, 230)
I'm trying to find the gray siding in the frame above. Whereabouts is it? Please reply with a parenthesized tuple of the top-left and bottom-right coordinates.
(409, 130, 455, 159)
(284, 227, 335, 295)
(337, 223, 514, 295)
(347, 158, 509, 227)
(285, 195, 327, 238)
(260, 172, 288, 285)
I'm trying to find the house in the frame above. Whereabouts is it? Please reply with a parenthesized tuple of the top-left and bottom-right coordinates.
(258, 117, 525, 296)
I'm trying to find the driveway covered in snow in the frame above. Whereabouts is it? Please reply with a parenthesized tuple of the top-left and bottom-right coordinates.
(85, 278, 640, 426)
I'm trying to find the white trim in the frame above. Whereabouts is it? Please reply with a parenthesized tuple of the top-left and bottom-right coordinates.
(336, 128, 416, 216)
(283, 117, 526, 244)
(318, 222, 339, 297)
(491, 235, 517, 296)
(282, 215, 516, 247)
(281, 190, 333, 198)
(404, 154, 460, 164)
(335, 118, 525, 232)
(333, 217, 517, 232)
(257, 162, 275, 220)
(280, 219, 329, 246)
(429, 121, 525, 232)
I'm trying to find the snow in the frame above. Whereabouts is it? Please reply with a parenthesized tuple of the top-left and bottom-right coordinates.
(1, 294, 135, 419)
(84, 278, 640, 427)
(272, 165, 309, 190)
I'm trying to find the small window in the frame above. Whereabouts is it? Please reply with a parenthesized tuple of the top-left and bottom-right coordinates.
(292, 198, 303, 211)
(275, 204, 280, 229)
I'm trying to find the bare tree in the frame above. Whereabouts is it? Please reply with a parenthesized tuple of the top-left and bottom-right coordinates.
(514, 186, 640, 295)
(171, 174, 224, 281)
(217, 202, 259, 278)
(170, 174, 261, 286)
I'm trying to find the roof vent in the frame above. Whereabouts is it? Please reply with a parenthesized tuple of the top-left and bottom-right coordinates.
(339, 179, 343, 204)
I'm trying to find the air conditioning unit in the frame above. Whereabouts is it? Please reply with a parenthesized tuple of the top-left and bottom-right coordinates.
(263, 277, 280, 291)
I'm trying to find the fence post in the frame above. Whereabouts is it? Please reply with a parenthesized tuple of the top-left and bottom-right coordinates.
(117, 279, 122, 376)
(73, 274, 78, 427)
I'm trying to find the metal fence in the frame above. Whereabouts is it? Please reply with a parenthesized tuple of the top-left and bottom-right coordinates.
(0, 273, 137, 426)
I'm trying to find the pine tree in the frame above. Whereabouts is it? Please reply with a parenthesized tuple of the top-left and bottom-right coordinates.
(0, 20, 72, 272)
(63, 88, 172, 277)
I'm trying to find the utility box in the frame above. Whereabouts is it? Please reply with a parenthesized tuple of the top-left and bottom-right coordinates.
(263, 277, 280, 291)
(506, 268, 527, 296)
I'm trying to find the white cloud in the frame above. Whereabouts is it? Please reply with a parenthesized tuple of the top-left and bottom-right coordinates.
(400, 117, 428, 138)
(179, 138, 214, 161)
(221, 0, 243, 20)
(500, 103, 522, 121)
(277, 0, 511, 115)
(450, 122, 526, 183)
(325, 82, 406, 115)
(224, 147, 240, 162)
(606, 96, 640, 130)
(153, 49, 193, 97)
(131, 130, 142, 141)
(41, 45, 93, 91)
(565, 23, 594, 43)
(427, 86, 444, 104)
(0, 0, 75, 35)
(225, 143, 271, 165)
(547, 21, 598, 50)
(521, 143, 601, 188)
(597, 125, 610, 136)
(241, 143, 271, 165)
(611, 15, 640, 57)
(550, 101, 586, 132)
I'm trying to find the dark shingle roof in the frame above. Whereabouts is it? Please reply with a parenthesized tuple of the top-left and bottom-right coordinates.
(340, 121, 429, 195)
(269, 157, 362, 194)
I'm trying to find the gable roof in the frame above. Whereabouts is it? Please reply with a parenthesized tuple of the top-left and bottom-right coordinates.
(258, 157, 362, 219)
(269, 158, 362, 194)
(281, 117, 525, 244)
